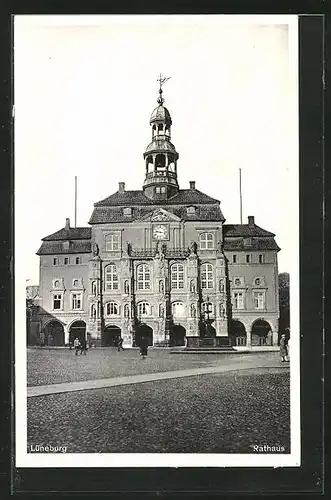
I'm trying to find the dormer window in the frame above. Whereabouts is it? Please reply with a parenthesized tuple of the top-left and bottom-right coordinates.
(187, 206, 195, 215)
(155, 186, 166, 194)
(123, 207, 132, 216)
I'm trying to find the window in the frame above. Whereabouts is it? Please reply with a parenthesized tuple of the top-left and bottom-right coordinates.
(187, 206, 195, 215)
(254, 277, 261, 286)
(75, 257, 81, 265)
(233, 292, 244, 310)
(171, 263, 184, 289)
(54, 280, 60, 288)
(172, 302, 185, 318)
(53, 258, 58, 265)
(73, 279, 79, 287)
(105, 264, 119, 291)
(64, 257, 69, 265)
(137, 301, 150, 316)
(53, 293, 63, 310)
(233, 255, 237, 263)
(137, 264, 150, 290)
(106, 302, 119, 315)
(105, 233, 120, 252)
(155, 186, 166, 194)
(246, 254, 251, 263)
(254, 291, 265, 309)
(259, 254, 264, 264)
(91, 303, 97, 320)
(71, 293, 82, 310)
(200, 232, 214, 250)
(201, 263, 214, 289)
(123, 207, 132, 216)
(92, 281, 97, 295)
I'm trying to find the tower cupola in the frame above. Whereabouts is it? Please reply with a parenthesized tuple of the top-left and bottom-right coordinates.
(143, 74, 179, 200)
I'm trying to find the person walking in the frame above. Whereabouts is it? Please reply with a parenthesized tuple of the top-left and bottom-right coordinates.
(117, 337, 124, 352)
(73, 337, 81, 356)
(279, 333, 289, 362)
(139, 336, 148, 359)
(80, 338, 87, 355)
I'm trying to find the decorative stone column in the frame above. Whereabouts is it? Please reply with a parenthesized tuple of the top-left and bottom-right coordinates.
(215, 243, 229, 344)
(186, 242, 200, 347)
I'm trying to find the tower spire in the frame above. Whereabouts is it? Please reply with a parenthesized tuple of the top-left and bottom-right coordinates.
(157, 73, 171, 105)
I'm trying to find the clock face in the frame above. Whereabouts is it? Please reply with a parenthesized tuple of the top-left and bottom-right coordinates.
(153, 224, 168, 240)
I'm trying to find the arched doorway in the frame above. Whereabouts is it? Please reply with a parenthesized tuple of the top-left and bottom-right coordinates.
(170, 325, 186, 346)
(44, 321, 65, 346)
(103, 325, 121, 347)
(136, 324, 153, 347)
(229, 320, 247, 346)
(251, 319, 272, 346)
(69, 320, 86, 346)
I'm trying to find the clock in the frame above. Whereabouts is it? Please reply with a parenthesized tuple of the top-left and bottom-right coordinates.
(153, 224, 169, 240)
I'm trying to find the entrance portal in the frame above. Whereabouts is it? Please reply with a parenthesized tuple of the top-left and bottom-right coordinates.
(229, 320, 247, 346)
(44, 321, 65, 346)
(170, 324, 186, 346)
(136, 324, 153, 347)
(251, 319, 272, 346)
(69, 321, 86, 346)
(103, 325, 121, 347)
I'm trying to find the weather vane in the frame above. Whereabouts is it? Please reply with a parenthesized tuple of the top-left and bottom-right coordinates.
(157, 73, 171, 105)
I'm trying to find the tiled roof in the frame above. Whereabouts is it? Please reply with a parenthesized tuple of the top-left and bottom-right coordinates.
(89, 204, 225, 224)
(42, 227, 92, 241)
(94, 189, 220, 208)
(37, 240, 92, 255)
(223, 237, 280, 251)
(223, 224, 275, 237)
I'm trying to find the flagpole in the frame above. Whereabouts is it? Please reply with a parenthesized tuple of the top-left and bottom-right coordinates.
(74, 176, 77, 228)
(239, 168, 243, 225)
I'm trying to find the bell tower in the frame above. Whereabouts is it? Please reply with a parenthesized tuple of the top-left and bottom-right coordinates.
(143, 74, 179, 200)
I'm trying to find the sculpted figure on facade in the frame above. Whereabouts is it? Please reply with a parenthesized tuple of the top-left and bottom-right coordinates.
(93, 243, 99, 257)
(188, 241, 197, 255)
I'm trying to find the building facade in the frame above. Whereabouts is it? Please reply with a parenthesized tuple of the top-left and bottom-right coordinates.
(35, 85, 280, 348)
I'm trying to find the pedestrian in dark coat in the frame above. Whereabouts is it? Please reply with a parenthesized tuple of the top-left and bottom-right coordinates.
(80, 339, 87, 355)
(117, 337, 124, 352)
(279, 334, 289, 362)
(139, 336, 148, 358)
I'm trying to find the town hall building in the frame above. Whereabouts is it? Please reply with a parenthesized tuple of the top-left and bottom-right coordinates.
(34, 80, 280, 349)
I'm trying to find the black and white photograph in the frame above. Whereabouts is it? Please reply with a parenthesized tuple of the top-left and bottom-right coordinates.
(15, 14, 299, 468)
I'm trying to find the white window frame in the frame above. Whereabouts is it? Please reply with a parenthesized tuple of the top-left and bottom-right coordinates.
(171, 263, 184, 289)
(105, 233, 120, 252)
(52, 292, 63, 311)
(233, 277, 243, 287)
(137, 264, 151, 290)
(187, 206, 195, 215)
(137, 301, 150, 316)
(253, 291, 266, 310)
(233, 291, 245, 310)
(199, 232, 214, 250)
(71, 292, 82, 310)
(172, 302, 186, 318)
(201, 263, 214, 289)
(105, 264, 119, 291)
(258, 254, 265, 264)
(105, 301, 119, 316)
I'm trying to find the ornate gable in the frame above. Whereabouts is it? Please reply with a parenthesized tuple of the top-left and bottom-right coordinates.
(138, 208, 182, 222)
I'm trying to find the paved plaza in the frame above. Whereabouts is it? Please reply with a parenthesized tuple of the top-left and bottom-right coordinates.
(27, 348, 290, 454)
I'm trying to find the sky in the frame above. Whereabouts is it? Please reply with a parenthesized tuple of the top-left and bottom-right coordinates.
(14, 15, 298, 285)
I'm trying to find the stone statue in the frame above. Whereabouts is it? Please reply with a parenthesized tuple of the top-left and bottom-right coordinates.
(190, 280, 196, 293)
(188, 241, 197, 255)
(217, 240, 224, 253)
(159, 280, 164, 293)
(190, 304, 197, 318)
(126, 242, 132, 255)
(93, 243, 99, 257)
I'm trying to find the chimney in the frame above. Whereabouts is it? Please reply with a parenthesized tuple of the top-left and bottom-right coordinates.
(189, 181, 196, 190)
(248, 215, 255, 227)
(65, 218, 70, 229)
(118, 182, 125, 193)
